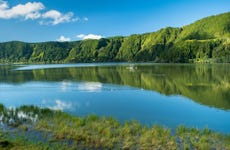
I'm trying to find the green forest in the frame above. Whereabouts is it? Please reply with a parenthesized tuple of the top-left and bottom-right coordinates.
(0, 12, 230, 63)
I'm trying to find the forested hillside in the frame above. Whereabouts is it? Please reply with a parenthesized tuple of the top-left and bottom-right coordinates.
(0, 12, 230, 63)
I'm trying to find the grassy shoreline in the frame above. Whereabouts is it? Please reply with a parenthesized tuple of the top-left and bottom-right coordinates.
(0, 104, 229, 149)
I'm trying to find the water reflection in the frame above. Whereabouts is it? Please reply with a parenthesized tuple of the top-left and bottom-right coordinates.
(47, 100, 72, 111)
(60, 80, 72, 92)
(0, 69, 230, 133)
(78, 82, 102, 92)
(1, 64, 229, 110)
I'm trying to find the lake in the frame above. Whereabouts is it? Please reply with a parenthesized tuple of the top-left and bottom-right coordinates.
(0, 63, 230, 133)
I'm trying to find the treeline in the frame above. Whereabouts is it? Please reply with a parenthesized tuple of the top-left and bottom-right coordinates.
(0, 12, 230, 63)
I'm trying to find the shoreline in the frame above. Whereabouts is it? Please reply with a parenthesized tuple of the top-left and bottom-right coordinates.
(0, 104, 229, 149)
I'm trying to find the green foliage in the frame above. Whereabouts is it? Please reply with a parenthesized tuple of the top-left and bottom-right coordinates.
(97, 37, 123, 62)
(116, 34, 142, 61)
(176, 126, 229, 149)
(0, 104, 229, 149)
(0, 12, 230, 63)
(178, 12, 230, 40)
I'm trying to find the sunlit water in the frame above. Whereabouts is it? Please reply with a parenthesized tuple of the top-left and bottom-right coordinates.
(0, 63, 230, 133)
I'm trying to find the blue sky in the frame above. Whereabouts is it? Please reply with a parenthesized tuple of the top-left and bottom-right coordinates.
(0, 0, 230, 42)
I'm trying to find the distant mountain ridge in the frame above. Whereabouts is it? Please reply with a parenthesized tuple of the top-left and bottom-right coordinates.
(0, 12, 230, 63)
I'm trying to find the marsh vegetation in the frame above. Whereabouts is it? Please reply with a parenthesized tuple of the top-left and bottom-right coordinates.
(0, 104, 229, 149)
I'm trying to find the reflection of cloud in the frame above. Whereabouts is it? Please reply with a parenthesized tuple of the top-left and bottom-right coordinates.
(8, 106, 15, 111)
(78, 82, 102, 92)
(17, 111, 38, 122)
(49, 100, 72, 111)
(17, 111, 27, 118)
(126, 65, 137, 72)
(61, 81, 72, 92)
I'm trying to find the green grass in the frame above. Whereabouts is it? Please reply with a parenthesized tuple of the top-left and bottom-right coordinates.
(0, 104, 229, 149)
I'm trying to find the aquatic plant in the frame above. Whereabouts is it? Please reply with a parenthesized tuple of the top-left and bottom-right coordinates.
(0, 104, 229, 149)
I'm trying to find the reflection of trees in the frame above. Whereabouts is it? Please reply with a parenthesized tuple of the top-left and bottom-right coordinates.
(0, 64, 230, 110)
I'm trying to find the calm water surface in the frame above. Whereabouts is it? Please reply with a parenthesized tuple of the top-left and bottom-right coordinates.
(0, 63, 230, 133)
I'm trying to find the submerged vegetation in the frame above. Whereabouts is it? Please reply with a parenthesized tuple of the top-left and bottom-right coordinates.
(0, 104, 229, 149)
(0, 12, 230, 63)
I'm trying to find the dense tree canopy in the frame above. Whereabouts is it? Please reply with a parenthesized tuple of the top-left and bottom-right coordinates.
(0, 12, 230, 63)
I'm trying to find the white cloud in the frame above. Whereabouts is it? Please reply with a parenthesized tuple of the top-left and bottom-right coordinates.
(77, 34, 103, 40)
(72, 17, 79, 22)
(25, 12, 41, 20)
(77, 34, 85, 39)
(57, 35, 71, 42)
(42, 10, 75, 25)
(83, 17, 88, 21)
(0, 0, 80, 25)
(0, 1, 8, 10)
(0, 1, 44, 19)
